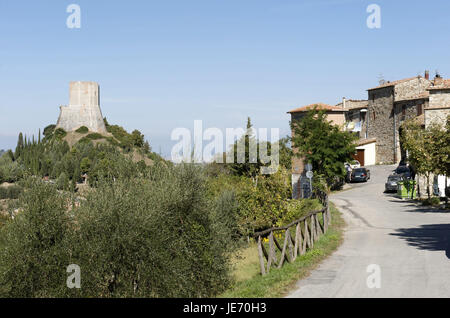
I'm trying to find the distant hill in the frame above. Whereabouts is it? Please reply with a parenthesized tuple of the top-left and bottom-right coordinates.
(0, 150, 5, 157)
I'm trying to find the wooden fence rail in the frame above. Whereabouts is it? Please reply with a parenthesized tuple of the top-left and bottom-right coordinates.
(253, 197, 331, 275)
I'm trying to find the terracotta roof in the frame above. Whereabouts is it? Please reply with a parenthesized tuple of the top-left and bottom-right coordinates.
(367, 76, 421, 91)
(288, 103, 347, 113)
(356, 138, 376, 146)
(427, 79, 450, 90)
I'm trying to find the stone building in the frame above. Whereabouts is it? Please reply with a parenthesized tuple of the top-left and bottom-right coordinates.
(336, 98, 376, 166)
(425, 75, 450, 128)
(336, 98, 369, 139)
(288, 103, 347, 199)
(366, 74, 431, 164)
(56, 81, 107, 133)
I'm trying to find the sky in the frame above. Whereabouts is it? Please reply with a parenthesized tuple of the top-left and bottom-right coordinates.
(1, 0, 450, 157)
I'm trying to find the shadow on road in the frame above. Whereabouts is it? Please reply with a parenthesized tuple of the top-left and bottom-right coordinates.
(390, 224, 450, 259)
(386, 198, 449, 214)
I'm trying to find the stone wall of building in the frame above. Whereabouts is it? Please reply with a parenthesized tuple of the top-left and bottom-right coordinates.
(428, 89, 450, 108)
(425, 108, 450, 127)
(56, 82, 107, 133)
(367, 86, 395, 164)
(394, 77, 430, 101)
(394, 98, 428, 161)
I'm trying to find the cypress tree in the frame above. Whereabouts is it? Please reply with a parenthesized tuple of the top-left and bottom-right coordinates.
(15, 133, 24, 159)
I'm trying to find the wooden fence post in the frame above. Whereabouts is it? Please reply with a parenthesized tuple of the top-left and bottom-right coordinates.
(257, 236, 266, 276)
(267, 231, 277, 272)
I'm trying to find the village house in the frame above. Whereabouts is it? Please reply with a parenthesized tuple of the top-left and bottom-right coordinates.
(288, 103, 347, 199)
(366, 72, 432, 164)
(288, 71, 450, 198)
(425, 75, 450, 128)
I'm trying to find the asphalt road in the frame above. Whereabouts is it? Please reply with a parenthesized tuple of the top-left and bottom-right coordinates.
(287, 165, 450, 298)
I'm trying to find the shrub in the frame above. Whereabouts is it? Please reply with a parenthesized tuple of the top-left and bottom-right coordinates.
(279, 199, 322, 226)
(0, 185, 23, 200)
(75, 126, 89, 134)
(0, 180, 73, 297)
(54, 128, 67, 139)
(0, 164, 237, 298)
(56, 172, 69, 190)
(43, 125, 56, 137)
(422, 197, 441, 206)
(85, 133, 104, 140)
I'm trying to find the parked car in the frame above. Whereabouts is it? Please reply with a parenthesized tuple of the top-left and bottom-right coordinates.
(385, 174, 403, 193)
(393, 165, 412, 179)
(351, 167, 370, 182)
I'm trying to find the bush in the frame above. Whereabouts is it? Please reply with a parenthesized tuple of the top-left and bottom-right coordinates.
(209, 167, 292, 235)
(54, 128, 67, 139)
(0, 164, 237, 298)
(75, 126, 89, 134)
(74, 164, 234, 297)
(0, 180, 73, 297)
(0, 185, 23, 200)
(0, 155, 24, 183)
(85, 133, 104, 140)
(43, 125, 56, 137)
(280, 199, 322, 226)
(422, 197, 441, 206)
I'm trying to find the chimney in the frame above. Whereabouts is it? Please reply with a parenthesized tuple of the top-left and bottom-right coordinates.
(424, 70, 429, 80)
(434, 73, 443, 86)
(342, 97, 346, 109)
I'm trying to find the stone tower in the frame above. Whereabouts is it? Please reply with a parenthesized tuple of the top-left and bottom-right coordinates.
(56, 81, 107, 133)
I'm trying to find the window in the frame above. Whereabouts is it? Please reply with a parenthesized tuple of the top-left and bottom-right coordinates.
(417, 104, 423, 116)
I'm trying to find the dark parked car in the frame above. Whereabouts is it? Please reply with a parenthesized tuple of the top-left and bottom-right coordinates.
(385, 174, 403, 192)
(394, 165, 412, 179)
(351, 167, 370, 182)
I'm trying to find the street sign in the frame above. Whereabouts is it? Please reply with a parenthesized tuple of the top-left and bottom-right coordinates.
(305, 163, 312, 172)
(306, 171, 313, 179)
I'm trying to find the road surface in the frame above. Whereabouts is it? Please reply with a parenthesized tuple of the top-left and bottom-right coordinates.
(287, 165, 450, 298)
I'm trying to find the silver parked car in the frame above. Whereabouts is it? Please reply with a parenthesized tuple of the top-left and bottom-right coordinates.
(385, 174, 403, 192)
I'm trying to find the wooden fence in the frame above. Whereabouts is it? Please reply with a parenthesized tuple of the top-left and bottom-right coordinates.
(253, 195, 331, 275)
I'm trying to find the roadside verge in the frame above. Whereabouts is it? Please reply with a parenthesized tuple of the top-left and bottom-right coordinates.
(219, 203, 346, 298)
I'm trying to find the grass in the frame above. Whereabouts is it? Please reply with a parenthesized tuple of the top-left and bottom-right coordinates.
(219, 203, 345, 298)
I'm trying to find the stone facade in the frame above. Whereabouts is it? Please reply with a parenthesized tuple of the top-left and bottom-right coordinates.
(425, 108, 450, 127)
(425, 80, 450, 128)
(56, 81, 107, 133)
(367, 86, 396, 164)
(336, 99, 369, 139)
(367, 76, 432, 164)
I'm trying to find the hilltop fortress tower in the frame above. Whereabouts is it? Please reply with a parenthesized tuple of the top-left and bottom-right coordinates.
(56, 81, 107, 133)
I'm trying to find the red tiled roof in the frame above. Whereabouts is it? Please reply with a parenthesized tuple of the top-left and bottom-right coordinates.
(288, 103, 347, 113)
(356, 138, 376, 146)
(427, 79, 450, 90)
(367, 76, 421, 91)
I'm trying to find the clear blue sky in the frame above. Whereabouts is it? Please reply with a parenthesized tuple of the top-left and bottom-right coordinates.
(1, 0, 449, 156)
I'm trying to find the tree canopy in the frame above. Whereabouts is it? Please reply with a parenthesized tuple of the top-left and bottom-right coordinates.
(290, 107, 357, 188)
